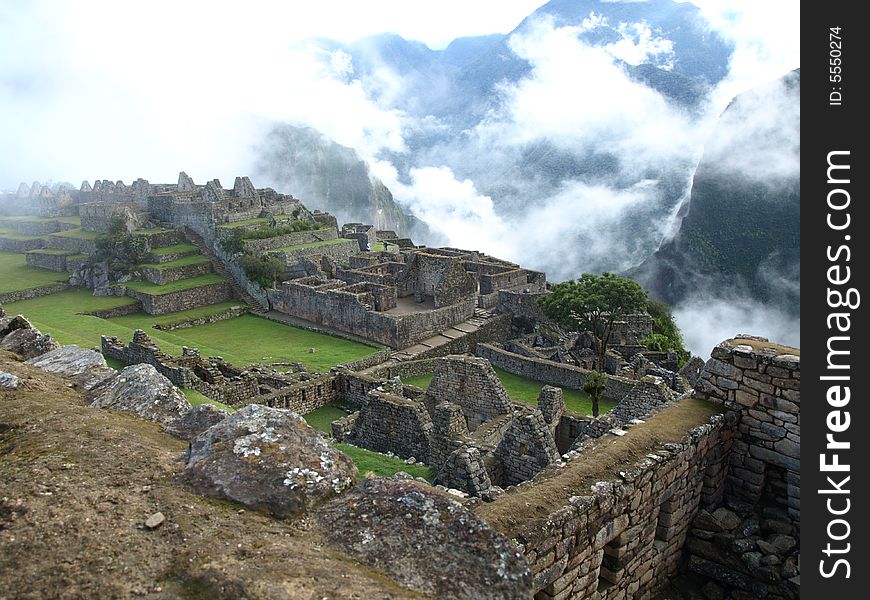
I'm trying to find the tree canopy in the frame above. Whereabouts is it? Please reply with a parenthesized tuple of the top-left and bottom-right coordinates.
(538, 272, 648, 365)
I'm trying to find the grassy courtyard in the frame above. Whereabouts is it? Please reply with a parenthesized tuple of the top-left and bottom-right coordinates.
(403, 366, 616, 417)
(5, 288, 380, 371)
(0, 251, 69, 293)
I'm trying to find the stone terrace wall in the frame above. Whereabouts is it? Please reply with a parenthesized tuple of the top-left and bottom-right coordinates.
(25, 251, 70, 272)
(0, 218, 78, 235)
(694, 338, 801, 524)
(477, 343, 635, 402)
(240, 227, 338, 252)
(0, 283, 70, 305)
(487, 413, 734, 600)
(139, 260, 212, 285)
(269, 238, 358, 265)
(130, 281, 232, 315)
(46, 234, 97, 255)
(0, 237, 45, 252)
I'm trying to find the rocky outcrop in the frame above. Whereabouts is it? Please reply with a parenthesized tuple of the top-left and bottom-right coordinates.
(87, 364, 192, 428)
(0, 327, 59, 359)
(27, 345, 116, 390)
(165, 403, 229, 442)
(316, 476, 531, 600)
(180, 404, 356, 517)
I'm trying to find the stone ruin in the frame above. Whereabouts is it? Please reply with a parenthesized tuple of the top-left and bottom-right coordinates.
(101, 330, 337, 413)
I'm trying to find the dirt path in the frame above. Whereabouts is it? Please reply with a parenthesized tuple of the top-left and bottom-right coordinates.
(0, 351, 424, 600)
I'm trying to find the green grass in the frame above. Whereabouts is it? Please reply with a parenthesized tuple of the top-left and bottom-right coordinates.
(6, 289, 378, 371)
(335, 443, 435, 482)
(403, 367, 616, 417)
(111, 301, 245, 327)
(0, 252, 69, 293)
(51, 228, 98, 240)
(303, 401, 352, 433)
(269, 238, 351, 252)
(137, 255, 210, 270)
(216, 214, 298, 229)
(0, 215, 81, 225)
(303, 404, 435, 480)
(104, 356, 128, 371)
(150, 243, 197, 256)
(125, 273, 225, 295)
(133, 227, 174, 236)
(26, 248, 75, 256)
(0, 228, 46, 241)
(182, 388, 234, 412)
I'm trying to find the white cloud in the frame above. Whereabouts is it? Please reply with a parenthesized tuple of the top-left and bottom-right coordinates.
(674, 295, 800, 358)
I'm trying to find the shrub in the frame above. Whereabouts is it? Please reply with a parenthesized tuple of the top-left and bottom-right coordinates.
(94, 216, 150, 274)
(240, 254, 285, 289)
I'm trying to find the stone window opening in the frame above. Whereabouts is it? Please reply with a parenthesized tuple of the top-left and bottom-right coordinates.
(654, 498, 676, 553)
(598, 537, 626, 594)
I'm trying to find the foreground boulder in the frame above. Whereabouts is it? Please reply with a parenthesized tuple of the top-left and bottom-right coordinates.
(179, 404, 356, 517)
(166, 402, 230, 442)
(0, 315, 59, 360)
(27, 345, 115, 390)
(316, 477, 532, 600)
(87, 363, 192, 428)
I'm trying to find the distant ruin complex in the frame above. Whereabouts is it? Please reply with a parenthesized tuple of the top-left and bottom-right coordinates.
(0, 174, 800, 599)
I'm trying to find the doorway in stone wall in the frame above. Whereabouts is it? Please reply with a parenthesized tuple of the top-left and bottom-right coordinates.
(760, 464, 790, 519)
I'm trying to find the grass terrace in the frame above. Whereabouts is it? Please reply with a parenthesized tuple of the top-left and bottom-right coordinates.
(403, 366, 616, 417)
(0, 215, 81, 225)
(269, 237, 352, 252)
(51, 228, 99, 240)
(182, 388, 234, 412)
(149, 243, 197, 257)
(216, 214, 299, 229)
(6, 289, 380, 371)
(125, 273, 225, 295)
(133, 227, 174, 236)
(26, 248, 75, 256)
(137, 255, 211, 270)
(0, 228, 46, 241)
(0, 251, 69, 293)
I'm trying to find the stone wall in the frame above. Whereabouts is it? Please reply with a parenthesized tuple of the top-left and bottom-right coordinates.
(497, 290, 548, 322)
(476, 343, 635, 402)
(129, 281, 232, 315)
(0, 237, 45, 252)
(25, 250, 70, 272)
(425, 356, 513, 431)
(268, 279, 475, 349)
(481, 413, 734, 599)
(269, 238, 359, 266)
(138, 228, 186, 249)
(153, 305, 247, 330)
(139, 260, 213, 285)
(0, 283, 70, 305)
(239, 227, 338, 252)
(0, 218, 78, 235)
(245, 373, 338, 415)
(46, 234, 97, 254)
(495, 408, 561, 486)
(694, 338, 800, 524)
(346, 389, 433, 462)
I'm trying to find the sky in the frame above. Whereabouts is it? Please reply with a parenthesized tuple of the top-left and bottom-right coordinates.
(0, 0, 799, 189)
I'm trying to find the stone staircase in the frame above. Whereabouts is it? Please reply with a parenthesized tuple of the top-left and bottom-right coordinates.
(182, 227, 269, 313)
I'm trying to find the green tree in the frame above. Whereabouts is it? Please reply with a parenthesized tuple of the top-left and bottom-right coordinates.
(582, 370, 608, 417)
(643, 298, 690, 366)
(538, 272, 648, 367)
